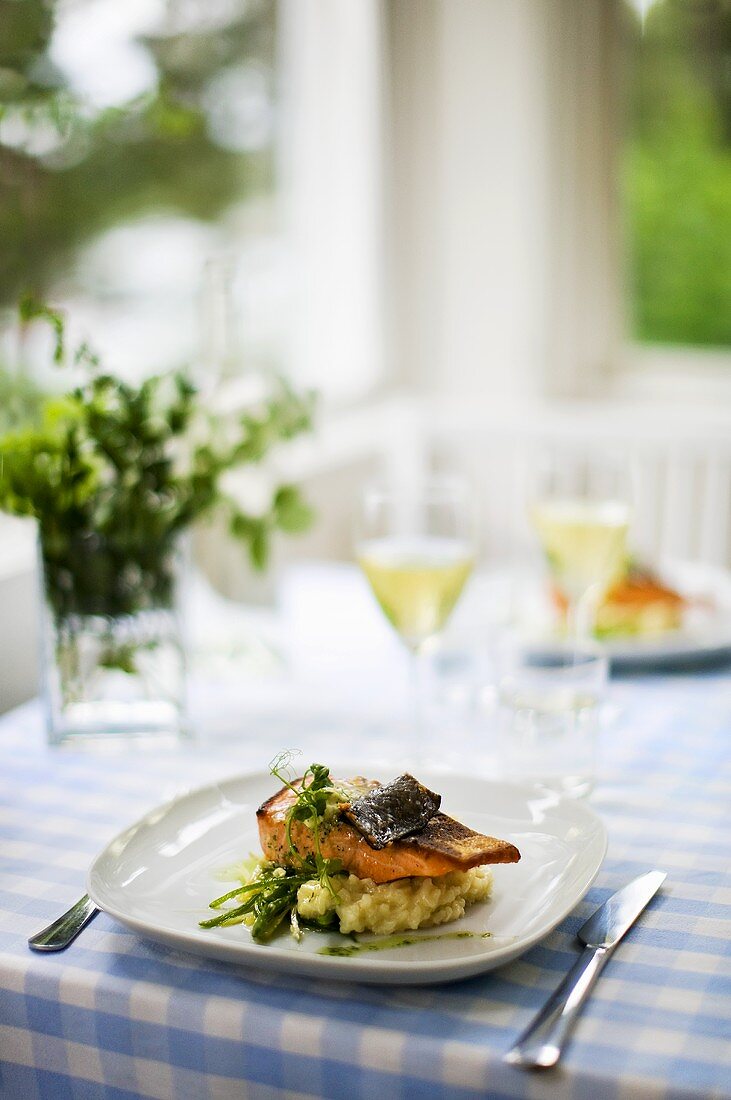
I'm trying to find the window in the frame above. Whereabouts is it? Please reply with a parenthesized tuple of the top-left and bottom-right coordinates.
(622, 0, 731, 353)
(0, 0, 387, 405)
(0, 0, 281, 382)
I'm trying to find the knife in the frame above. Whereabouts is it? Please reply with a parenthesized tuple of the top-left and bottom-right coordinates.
(504, 869, 666, 1069)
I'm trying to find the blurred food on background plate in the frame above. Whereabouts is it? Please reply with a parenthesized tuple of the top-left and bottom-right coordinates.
(552, 561, 690, 638)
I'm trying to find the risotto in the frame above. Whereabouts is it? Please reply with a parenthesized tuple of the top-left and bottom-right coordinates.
(296, 866, 493, 935)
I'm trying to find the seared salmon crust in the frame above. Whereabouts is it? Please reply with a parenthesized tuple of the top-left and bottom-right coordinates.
(256, 780, 520, 884)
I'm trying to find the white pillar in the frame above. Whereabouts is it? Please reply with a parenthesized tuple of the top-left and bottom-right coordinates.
(280, 0, 385, 403)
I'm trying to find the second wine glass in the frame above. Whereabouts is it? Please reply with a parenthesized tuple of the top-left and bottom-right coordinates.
(356, 479, 475, 763)
(529, 452, 633, 644)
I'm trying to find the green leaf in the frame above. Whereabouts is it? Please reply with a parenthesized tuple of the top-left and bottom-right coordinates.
(274, 485, 315, 534)
(249, 524, 269, 571)
(19, 294, 66, 364)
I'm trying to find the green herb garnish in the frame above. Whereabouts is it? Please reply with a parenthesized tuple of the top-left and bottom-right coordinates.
(268, 752, 344, 898)
(200, 753, 346, 943)
(199, 863, 336, 942)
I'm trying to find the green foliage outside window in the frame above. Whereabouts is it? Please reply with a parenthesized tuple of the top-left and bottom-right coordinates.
(624, 0, 731, 348)
(0, 0, 275, 307)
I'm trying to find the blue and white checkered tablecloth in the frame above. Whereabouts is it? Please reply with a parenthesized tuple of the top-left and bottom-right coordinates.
(1, 667, 730, 1100)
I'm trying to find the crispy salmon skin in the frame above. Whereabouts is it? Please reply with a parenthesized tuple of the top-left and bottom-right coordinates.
(256, 778, 520, 884)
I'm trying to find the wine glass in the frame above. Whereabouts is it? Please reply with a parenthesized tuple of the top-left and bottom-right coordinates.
(356, 478, 475, 763)
(529, 452, 633, 645)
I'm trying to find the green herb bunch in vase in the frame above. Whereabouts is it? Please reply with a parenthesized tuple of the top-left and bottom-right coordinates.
(0, 300, 315, 746)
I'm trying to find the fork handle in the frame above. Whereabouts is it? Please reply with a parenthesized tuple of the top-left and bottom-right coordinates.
(28, 894, 99, 952)
(504, 945, 609, 1068)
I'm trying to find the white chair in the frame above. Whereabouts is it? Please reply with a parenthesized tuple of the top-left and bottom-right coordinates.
(396, 398, 731, 570)
(196, 395, 731, 601)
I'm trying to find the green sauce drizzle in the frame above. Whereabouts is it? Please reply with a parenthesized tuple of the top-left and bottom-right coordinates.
(318, 930, 492, 957)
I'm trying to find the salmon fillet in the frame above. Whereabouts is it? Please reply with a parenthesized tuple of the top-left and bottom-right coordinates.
(256, 780, 520, 884)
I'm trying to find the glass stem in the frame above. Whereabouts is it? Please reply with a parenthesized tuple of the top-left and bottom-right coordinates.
(409, 644, 427, 766)
(566, 599, 580, 655)
(570, 588, 597, 654)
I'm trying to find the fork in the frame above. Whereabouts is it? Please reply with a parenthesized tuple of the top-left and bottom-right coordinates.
(28, 894, 99, 952)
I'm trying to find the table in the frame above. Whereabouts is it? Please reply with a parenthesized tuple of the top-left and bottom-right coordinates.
(1, 568, 730, 1099)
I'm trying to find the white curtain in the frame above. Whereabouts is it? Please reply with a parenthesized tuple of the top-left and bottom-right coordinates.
(280, 0, 385, 404)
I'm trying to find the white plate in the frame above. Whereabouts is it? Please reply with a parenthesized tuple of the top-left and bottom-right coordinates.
(88, 770, 607, 985)
(599, 561, 731, 667)
(471, 562, 731, 670)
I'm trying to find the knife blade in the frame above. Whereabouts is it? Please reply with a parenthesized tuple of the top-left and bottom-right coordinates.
(504, 869, 666, 1069)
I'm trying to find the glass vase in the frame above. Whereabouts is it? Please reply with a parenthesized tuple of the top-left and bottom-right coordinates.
(39, 532, 188, 748)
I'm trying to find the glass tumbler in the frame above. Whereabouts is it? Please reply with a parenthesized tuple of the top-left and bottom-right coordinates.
(496, 636, 608, 798)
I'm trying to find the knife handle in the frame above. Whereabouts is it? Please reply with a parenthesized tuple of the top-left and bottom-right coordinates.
(504, 945, 609, 1069)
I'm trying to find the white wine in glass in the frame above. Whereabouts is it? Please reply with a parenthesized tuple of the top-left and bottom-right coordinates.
(531, 500, 630, 606)
(358, 536, 473, 652)
(356, 481, 475, 759)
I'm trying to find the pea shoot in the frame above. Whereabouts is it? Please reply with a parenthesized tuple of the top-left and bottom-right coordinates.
(200, 753, 345, 942)
(268, 752, 344, 898)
